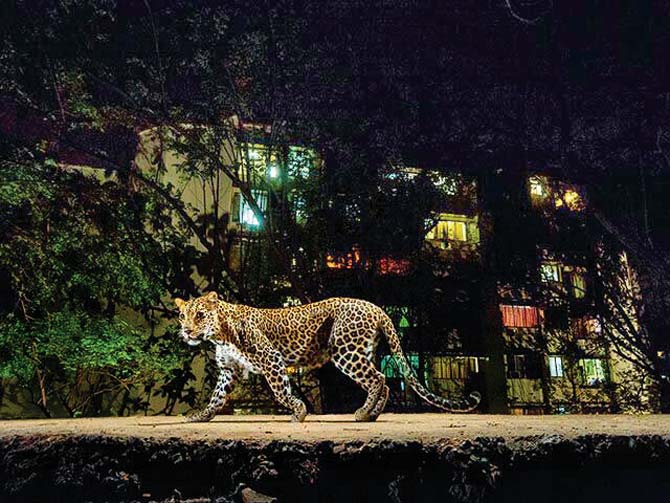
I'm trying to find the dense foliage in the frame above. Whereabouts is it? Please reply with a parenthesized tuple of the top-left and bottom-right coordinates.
(0, 159, 190, 416)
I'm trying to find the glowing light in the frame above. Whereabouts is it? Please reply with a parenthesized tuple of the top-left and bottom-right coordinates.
(540, 262, 561, 283)
(240, 206, 260, 226)
(529, 176, 546, 197)
(549, 356, 564, 377)
(579, 358, 606, 386)
(238, 190, 267, 228)
(377, 257, 412, 275)
(426, 216, 468, 242)
(555, 188, 584, 211)
(326, 247, 364, 269)
(563, 190, 583, 211)
(500, 304, 543, 328)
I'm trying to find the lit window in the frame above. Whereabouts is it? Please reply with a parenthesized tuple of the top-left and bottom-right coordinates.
(548, 355, 564, 378)
(431, 356, 480, 380)
(380, 353, 420, 380)
(570, 269, 587, 298)
(529, 176, 546, 197)
(579, 358, 606, 386)
(448, 220, 467, 241)
(267, 163, 280, 179)
(500, 305, 542, 328)
(540, 262, 562, 283)
(240, 143, 281, 183)
(555, 188, 585, 211)
(238, 190, 267, 227)
(426, 217, 468, 242)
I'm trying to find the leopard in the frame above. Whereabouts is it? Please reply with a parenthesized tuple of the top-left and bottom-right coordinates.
(174, 292, 481, 422)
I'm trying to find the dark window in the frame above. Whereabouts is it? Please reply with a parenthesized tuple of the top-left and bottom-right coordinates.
(544, 306, 569, 330)
(506, 354, 542, 379)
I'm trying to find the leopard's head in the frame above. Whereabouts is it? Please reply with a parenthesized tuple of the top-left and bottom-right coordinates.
(174, 292, 220, 346)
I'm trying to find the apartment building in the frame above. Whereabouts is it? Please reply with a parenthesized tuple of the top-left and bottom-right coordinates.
(323, 167, 639, 414)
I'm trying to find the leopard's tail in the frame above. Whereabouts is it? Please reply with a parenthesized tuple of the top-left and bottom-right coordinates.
(379, 314, 481, 412)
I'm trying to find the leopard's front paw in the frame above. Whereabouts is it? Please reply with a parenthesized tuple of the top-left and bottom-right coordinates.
(184, 411, 215, 423)
(291, 400, 307, 423)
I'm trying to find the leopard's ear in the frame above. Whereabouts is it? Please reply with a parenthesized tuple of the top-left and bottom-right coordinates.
(174, 298, 186, 310)
(204, 291, 218, 302)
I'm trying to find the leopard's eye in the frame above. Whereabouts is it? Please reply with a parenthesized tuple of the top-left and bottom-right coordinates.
(195, 311, 205, 321)
(179, 313, 185, 321)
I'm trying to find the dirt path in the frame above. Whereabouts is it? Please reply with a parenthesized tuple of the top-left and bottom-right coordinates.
(1, 413, 668, 444)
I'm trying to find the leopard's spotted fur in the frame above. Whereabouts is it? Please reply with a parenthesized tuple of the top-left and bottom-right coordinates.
(175, 292, 481, 422)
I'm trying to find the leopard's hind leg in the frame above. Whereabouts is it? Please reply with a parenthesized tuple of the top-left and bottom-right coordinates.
(332, 349, 389, 422)
(330, 319, 389, 422)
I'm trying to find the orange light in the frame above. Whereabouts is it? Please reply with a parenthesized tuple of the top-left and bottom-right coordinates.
(326, 247, 365, 269)
(500, 305, 543, 328)
(378, 258, 412, 275)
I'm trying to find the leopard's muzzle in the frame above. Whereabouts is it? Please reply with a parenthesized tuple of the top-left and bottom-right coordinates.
(181, 329, 203, 346)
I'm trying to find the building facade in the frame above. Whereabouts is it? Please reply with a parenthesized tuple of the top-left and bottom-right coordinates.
(322, 167, 636, 414)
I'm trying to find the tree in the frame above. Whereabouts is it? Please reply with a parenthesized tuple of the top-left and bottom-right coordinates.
(0, 159, 188, 416)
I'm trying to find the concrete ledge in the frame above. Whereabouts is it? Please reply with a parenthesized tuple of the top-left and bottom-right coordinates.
(1, 415, 670, 502)
(2, 414, 670, 443)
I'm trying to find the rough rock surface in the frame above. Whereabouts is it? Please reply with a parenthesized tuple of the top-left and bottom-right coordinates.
(1, 415, 670, 502)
